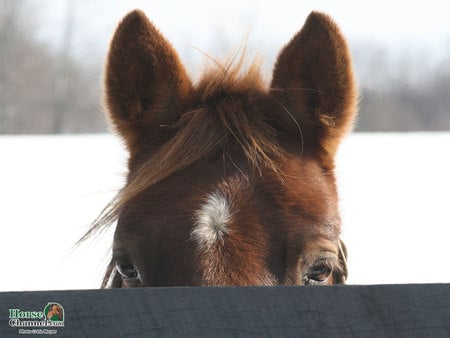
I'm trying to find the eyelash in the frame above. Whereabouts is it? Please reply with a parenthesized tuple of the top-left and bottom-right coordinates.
(302, 260, 336, 285)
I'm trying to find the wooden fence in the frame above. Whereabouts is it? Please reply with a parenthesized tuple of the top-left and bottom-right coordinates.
(1, 284, 449, 337)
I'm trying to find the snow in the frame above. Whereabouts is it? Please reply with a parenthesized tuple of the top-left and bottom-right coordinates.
(337, 133, 450, 284)
(0, 133, 449, 291)
(0, 135, 125, 291)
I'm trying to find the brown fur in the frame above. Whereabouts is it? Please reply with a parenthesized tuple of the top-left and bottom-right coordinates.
(86, 10, 357, 287)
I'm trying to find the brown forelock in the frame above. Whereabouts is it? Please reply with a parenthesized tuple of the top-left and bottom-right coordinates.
(270, 11, 358, 169)
(82, 58, 287, 243)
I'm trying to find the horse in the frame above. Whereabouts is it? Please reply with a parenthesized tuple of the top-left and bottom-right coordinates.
(85, 9, 357, 287)
(46, 304, 63, 321)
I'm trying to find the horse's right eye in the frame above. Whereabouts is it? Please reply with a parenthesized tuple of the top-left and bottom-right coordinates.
(115, 258, 140, 283)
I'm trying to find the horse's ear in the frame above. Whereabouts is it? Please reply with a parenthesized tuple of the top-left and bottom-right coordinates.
(105, 10, 192, 152)
(270, 12, 357, 168)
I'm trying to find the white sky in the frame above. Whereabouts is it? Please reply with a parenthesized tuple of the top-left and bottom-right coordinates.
(35, 0, 450, 73)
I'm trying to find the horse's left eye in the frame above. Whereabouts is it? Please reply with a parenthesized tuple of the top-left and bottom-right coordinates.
(303, 261, 333, 285)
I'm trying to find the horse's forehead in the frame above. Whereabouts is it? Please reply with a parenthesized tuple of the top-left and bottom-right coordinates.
(189, 159, 338, 243)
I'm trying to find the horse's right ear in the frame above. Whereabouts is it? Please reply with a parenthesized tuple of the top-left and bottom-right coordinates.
(105, 10, 193, 153)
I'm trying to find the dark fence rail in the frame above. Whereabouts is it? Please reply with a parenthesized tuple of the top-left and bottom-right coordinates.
(1, 284, 449, 337)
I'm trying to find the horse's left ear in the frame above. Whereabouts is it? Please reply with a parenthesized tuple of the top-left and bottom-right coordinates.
(270, 12, 357, 168)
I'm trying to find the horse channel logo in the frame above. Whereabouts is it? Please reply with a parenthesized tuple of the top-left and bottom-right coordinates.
(9, 303, 65, 329)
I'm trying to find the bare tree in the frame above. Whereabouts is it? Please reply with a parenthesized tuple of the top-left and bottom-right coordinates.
(52, 0, 75, 133)
(0, 0, 23, 132)
(353, 42, 450, 131)
(0, 0, 105, 134)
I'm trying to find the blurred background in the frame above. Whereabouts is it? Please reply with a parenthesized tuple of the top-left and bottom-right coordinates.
(1, 0, 449, 290)
(1, 0, 450, 134)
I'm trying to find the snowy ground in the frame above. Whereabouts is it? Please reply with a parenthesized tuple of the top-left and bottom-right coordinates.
(0, 133, 449, 291)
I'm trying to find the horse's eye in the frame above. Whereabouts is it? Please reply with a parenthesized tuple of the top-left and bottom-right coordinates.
(115, 259, 139, 281)
(303, 261, 333, 285)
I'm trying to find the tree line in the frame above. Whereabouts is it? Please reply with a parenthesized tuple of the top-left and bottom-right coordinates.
(0, 0, 104, 134)
(1, 0, 449, 134)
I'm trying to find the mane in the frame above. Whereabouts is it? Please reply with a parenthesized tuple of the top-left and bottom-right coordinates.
(80, 56, 287, 243)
